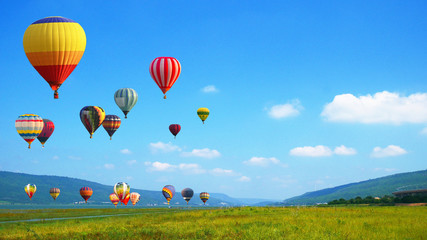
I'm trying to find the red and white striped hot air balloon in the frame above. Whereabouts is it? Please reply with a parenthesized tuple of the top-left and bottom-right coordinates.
(149, 57, 181, 99)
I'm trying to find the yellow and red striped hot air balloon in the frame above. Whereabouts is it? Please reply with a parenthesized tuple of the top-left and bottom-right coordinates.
(15, 114, 44, 149)
(49, 188, 60, 200)
(109, 193, 120, 207)
(23, 16, 86, 99)
(25, 184, 37, 200)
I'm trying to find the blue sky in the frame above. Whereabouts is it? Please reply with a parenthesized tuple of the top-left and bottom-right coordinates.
(1, 1, 426, 200)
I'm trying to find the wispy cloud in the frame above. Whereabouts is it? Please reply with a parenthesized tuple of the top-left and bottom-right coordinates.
(271, 176, 297, 188)
(420, 127, 427, 135)
(267, 100, 302, 119)
(333, 145, 357, 155)
(209, 168, 237, 176)
(104, 163, 115, 170)
(322, 91, 427, 124)
(127, 160, 137, 166)
(52, 155, 59, 160)
(181, 148, 221, 159)
(120, 149, 132, 155)
(145, 161, 177, 172)
(178, 163, 206, 174)
(374, 167, 398, 172)
(290, 145, 333, 157)
(68, 156, 82, 160)
(150, 142, 181, 153)
(371, 145, 407, 158)
(201, 85, 219, 93)
(237, 176, 251, 182)
(243, 157, 282, 167)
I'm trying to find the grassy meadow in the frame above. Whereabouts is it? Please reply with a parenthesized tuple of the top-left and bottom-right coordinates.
(0, 206, 426, 239)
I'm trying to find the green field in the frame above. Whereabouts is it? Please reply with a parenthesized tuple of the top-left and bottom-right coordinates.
(0, 206, 426, 239)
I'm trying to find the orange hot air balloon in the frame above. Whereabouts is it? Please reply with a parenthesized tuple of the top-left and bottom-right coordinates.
(23, 16, 86, 99)
(121, 193, 130, 205)
(109, 193, 120, 207)
(130, 192, 141, 206)
(79, 187, 93, 203)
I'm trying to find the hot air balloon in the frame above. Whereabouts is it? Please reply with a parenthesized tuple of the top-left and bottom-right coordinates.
(102, 115, 121, 140)
(122, 193, 130, 205)
(200, 192, 210, 205)
(80, 187, 93, 203)
(169, 124, 181, 139)
(181, 188, 194, 205)
(25, 184, 37, 200)
(15, 114, 44, 149)
(114, 88, 138, 119)
(110, 193, 120, 207)
(162, 185, 175, 205)
(114, 182, 130, 202)
(149, 57, 181, 99)
(130, 192, 141, 206)
(80, 106, 106, 138)
(197, 108, 210, 124)
(37, 119, 54, 147)
(23, 16, 86, 99)
(49, 188, 60, 200)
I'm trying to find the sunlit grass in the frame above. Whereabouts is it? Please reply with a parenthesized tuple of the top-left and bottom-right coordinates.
(0, 206, 425, 239)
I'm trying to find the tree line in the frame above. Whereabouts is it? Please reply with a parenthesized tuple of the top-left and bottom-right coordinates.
(328, 195, 427, 205)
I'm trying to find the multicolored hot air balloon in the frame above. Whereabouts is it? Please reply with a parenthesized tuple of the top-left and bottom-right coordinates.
(80, 106, 106, 138)
(80, 187, 93, 203)
(162, 185, 175, 205)
(15, 114, 44, 149)
(49, 188, 60, 200)
(25, 184, 37, 200)
(109, 193, 120, 207)
(200, 192, 210, 205)
(114, 182, 130, 202)
(197, 108, 210, 124)
(169, 124, 181, 139)
(149, 57, 181, 99)
(122, 193, 130, 205)
(23, 16, 86, 99)
(130, 192, 141, 206)
(37, 119, 55, 147)
(181, 188, 194, 205)
(114, 88, 138, 119)
(102, 115, 121, 140)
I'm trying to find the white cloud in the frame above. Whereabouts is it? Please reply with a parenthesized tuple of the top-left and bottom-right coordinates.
(290, 145, 333, 157)
(237, 176, 251, 182)
(147, 161, 177, 171)
(371, 145, 407, 158)
(104, 163, 115, 170)
(321, 91, 427, 124)
(209, 168, 237, 176)
(52, 156, 59, 160)
(202, 85, 218, 93)
(178, 163, 206, 174)
(150, 142, 181, 153)
(127, 160, 137, 166)
(120, 149, 132, 155)
(268, 100, 302, 119)
(181, 148, 221, 159)
(68, 156, 82, 160)
(334, 145, 357, 155)
(243, 157, 281, 167)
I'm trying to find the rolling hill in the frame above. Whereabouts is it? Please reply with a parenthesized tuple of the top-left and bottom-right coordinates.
(279, 169, 427, 205)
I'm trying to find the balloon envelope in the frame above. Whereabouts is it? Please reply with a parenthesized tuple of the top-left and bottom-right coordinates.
(25, 184, 37, 200)
(23, 16, 86, 99)
(181, 188, 194, 204)
(121, 193, 130, 205)
(38, 119, 55, 147)
(102, 115, 121, 140)
(200, 192, 210, 204)
(149, 57, 181, 99)
(114, 182, 130, 201)
(109, 193, 120, 207)
(197, 108, 210, 124)
(114, 88, 138, 118)
(130, 192, 141, 206)
(80, 187, 93, 203)
(162, 185, 175, 204)
(49, 188, 60, 200)
(80, 106, 106, 138)
(16, 114, 44, 149)
(169, 124, 181, 139)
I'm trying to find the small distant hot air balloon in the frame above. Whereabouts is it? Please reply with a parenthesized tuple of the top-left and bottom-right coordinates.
(162, 185, 175, 205)
(109, 193, 120, 207)
(80, 106, 106, 139)
(122, 193, 130, 205)
(15, 114, 44, 149)
(197, 108, 210, 124)
(169, 124, 181, 139)
(102, 115, 121, 140)
(49, 188, 60, 200)
(23, 16, 86, 99)
(114, 88, 138, 119)
(25, 184, 37, 200)
(200, 192, 210, 205)
(114, 182, 130, 202)
(181, 188, 194, 205)
(80, 187, 93, 203)
(149, 57, 181, 99)
(130, 192, 141, 206)
(37, 119, 55, 148)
